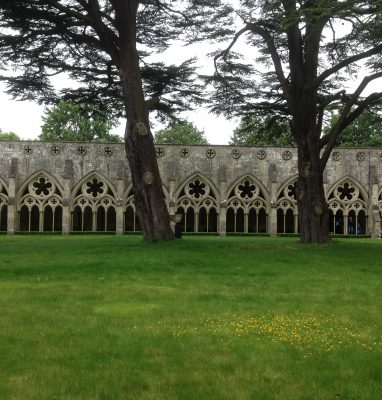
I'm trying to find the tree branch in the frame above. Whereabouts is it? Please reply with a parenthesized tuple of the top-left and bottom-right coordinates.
(309, 44, 382, 91)
(319, 72, 382, 169)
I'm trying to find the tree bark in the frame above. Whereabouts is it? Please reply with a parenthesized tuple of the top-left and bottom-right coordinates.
(296, 133, 329, 243)
(115, 0, 173, 241)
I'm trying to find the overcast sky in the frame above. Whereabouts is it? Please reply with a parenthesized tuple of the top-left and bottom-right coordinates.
(0, 9, 380, 144)
(0, 38, 240, 144)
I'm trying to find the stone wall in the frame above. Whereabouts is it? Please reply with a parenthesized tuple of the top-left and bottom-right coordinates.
(0, 141, 381, 237)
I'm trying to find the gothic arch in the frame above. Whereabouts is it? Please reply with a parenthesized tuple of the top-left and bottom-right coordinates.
(174, 172, 220, 202)
(226, 174, 269, 233)
(71, 172, 117, 232)
(0, 178, 8, 231)
(327, 176, 368, 235)
(276, 175, 298, 234)
(174, 173, 219, 233)
(17, 170, 64, 232)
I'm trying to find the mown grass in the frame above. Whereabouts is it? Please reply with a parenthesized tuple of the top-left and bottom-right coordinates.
(0, 235, 381, 400)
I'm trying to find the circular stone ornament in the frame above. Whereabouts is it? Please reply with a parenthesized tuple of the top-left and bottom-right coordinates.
(232, 149, 241, 159)
(206, 148, 216, 159)
(257, 149, 266, 160)
(356, 152, 365, 162)
(282, 150, 292, 160)
(331, 151, 341, 161)
(143, 172, 154, 185)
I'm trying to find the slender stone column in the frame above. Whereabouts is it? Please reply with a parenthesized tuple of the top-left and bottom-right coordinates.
(7, 158, 18, 235)
(268, 164, 278, 236)
(62, 160, 73, 235)
(218, 180, 227, 236)
(116, 162, 125, 235)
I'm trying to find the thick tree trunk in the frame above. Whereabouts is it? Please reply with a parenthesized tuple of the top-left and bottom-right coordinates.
(116, 0, 173, 241)
(296, 139, 329, 243)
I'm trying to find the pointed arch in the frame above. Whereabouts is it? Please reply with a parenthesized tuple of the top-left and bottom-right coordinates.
(17, 170, 64, 199)
(326, 176, 368, 203)
(71, 172, 117, 232)
(17, 170, 64, 232)
(226, 174, 269, 203)
(174, 173, 219, 233)
(71, 171, 117, 201)
(276, 175, 299, 199)
(327, 176, 368, 236)
(225, 174, 269, 233)
(174, 172, 220, 202)
(276, 175, 299, 234)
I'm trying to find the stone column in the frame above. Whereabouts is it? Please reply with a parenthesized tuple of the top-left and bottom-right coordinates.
(268, 164, 278, 237)
(116, 162, 125, 235)
(368, 165, 381, 238)
(168, 179, 176, 233)
(370, 183, 381, 238)
(218, 180, 227, 236)
(7, 158, 18, 235)
(62, 160, 73, 235)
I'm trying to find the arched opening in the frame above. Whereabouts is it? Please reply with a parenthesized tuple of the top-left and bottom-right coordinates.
(236, 208, 245, 232)
(356, 210, 366, 234)
(258, 209, 267, 233)
(285, 209, 294, 233)
(107, 207, 116, 231)
(43, 206, 53, 231)
(208, 208, 218, 232)
(96, 206, 106, 231)
(0, 205, 7, 231)
(54, 206, 63, 232)
(226, 208, 235, 233)
(333, 210, 344, 234)
(185, 208, 195, 232)
(83, 206, 93, 231)
(19, 205, 29, 231)
(199, 208, 207, 232)
(248, 209, 257, 233)
(72, 206, 82, 231)
(30, 205, 39, 231)
(124, 206, 140, 232)
(277, 209, 284, 233)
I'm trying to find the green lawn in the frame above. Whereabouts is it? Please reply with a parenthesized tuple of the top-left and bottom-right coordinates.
(0, 235, 381, 400)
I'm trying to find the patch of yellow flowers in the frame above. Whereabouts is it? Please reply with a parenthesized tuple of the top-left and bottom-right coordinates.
(171, 313, 381, 357)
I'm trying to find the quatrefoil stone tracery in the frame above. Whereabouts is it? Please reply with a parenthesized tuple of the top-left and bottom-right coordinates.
(234, 179, 259, 201)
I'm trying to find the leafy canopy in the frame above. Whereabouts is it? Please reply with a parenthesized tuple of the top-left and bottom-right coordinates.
(0, 129, 20, 141)
(230, 115, 294, 146)
(39, 101, 122, 142)
(326, 109, 382, 147)
(209, 0, 382, 165)
(0, 1, 229, 122)
(155, 120, 208, 145)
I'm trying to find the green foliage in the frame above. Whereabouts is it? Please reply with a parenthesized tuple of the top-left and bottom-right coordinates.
(0, 1, 219, 122)
(39, 101, 122, 142)
(230, 115, 295, 146)
(154, 120, 208, 145)
(0, 129, 20, 141)
(0, 235, 381, 399)
(325, 110, 382, 147)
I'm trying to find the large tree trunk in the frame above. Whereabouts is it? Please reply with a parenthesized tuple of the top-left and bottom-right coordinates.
(296, 136, 329, 243)
(116, 0, 173, 241)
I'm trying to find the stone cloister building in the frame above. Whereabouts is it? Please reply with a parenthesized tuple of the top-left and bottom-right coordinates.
(0, 141, 382, 237)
